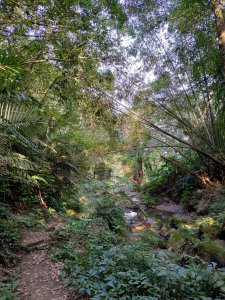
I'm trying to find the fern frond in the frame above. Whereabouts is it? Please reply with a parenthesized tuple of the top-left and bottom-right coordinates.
(0, 169, 34, 186)
(0, 155, 37, 170)
(0, 52, 22, 78)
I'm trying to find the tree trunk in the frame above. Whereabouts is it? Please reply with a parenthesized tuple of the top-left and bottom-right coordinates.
(137, 157, 144, 183)
(212, 0, 225, 81)
(133, 157, 144, 185)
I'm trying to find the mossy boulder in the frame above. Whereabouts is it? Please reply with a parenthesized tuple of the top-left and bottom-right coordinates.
(199, 223, 221, 238)
(200, 233, 211, 241)
(196, 240, 225, 267)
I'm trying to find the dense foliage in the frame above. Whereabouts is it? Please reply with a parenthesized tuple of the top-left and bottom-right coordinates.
(1, 1, 225, 299)
(54, 215, 225, 300)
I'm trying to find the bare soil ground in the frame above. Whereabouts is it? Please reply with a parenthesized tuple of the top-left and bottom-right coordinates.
(16, 218, 77, 300)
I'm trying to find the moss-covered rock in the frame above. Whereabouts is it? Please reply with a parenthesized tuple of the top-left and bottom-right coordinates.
(147, 227, 159, 235)
(196, 240, 225, 267)
(131, 223, 148, 233)
(199, 222, 221, 238)
(200, 233, 211, 241)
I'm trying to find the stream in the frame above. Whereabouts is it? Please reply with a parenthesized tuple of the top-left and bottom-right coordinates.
(109, 186, 192, 237)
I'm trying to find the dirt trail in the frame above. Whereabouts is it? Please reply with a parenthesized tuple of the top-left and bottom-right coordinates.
(16, 218, 75, 300)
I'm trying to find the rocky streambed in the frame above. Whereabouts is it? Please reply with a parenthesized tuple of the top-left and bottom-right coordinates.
(118, 188, 225, 268)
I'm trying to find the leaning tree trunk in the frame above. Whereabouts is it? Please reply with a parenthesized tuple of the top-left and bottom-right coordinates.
(212, 0, 225, 81)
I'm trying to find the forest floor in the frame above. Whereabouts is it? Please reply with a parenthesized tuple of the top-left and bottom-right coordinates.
(16, 217, 76, 300)
(14, 188, 158, 300)
(12, 185, 222, 300)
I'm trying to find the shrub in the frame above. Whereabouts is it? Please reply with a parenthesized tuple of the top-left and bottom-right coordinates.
(139, 233, 167, 249)
(180, 190, 200, 211)
(0, 282, 18, 300)
(93, 195, 127, 234)
(0, 204, 46, 266)
(145, 161, 177, 193)
(63, 198, 83, 212)
(0, 204, 20, 266)
(140, 193, 157, 207)
(16, 209, 46, 228)
(62, 243, 225, 299)
(53, 219, 93, 244)
(209, 197, 225, 214)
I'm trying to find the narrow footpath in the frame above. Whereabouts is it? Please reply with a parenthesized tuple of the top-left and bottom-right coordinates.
(16, 218, 75, 300)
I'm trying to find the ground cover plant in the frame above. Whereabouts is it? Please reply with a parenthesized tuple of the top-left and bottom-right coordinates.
(52, 189, 225, 300)
(0, 282, 18, 300)
(54, 218, 225, 300)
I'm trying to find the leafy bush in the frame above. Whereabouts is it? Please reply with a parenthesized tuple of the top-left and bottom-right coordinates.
(0, 282, 18, 300)
(15, 209, 46, 228)
(0, 204, 20, 266)
(61, 242, 225, 299)
(53, 219, 93, 244)
(145, 161, 177, 193)
(63, 198, 83, 212)
(180, 190, 200, 211)
(139, 233, 167, 249)
(0, 221, 20, 266)
(209, 196, 225, 214)
(140, 193, 157, 207)
(93, 195, 127, 234)
(53, 218, 124, 250)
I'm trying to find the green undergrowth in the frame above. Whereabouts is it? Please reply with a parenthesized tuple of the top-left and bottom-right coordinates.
(52, 193, 225, 300)
(92, 194, 128, 234)
(53, 218, 225, 299)
(0, 281, 18, 300)
(140, 193, 159, 207)
(0, 203, 48, 266)
(0, 202, 56, 299)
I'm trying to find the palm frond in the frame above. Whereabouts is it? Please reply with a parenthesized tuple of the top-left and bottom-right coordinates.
(0, 101, 38, 125)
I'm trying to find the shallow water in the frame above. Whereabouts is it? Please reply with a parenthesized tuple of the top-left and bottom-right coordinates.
(125, 203, 190, 235)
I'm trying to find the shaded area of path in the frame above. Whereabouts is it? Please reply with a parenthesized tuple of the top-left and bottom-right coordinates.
(16, 218, 75, 300)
